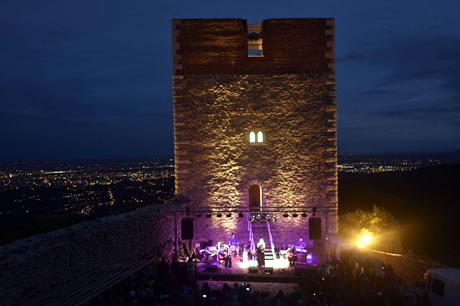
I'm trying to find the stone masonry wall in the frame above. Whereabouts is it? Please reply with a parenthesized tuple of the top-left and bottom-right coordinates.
(175, 74, 336, 209)
(172, 19, 333, 74)
(172, 18, 337, 246)
(0, 205, 168, 306)
(173, 73, 338, 243)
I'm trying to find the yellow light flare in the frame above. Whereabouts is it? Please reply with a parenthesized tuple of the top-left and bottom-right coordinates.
(361, 234, 372, 244)
(356, 233, 373, 249)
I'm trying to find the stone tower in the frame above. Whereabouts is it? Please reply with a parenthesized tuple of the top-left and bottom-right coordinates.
(172, 18, 337, 246)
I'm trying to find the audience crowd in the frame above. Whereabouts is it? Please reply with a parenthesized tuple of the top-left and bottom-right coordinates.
(88, 248, 428, 306)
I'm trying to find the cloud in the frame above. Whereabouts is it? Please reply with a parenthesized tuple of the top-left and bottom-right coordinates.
(375, 96, 460, 120)
(359, 34, 460, 94)
(336, 52, 367, 62)
(343, 31, 460, 127)
(361, 89, 398, 95)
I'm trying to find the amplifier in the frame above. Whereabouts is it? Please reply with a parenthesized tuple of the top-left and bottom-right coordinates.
(297, 253, 306, 263)
(248, 267, 258, 274)
(264, 267, 274, 274)
(205, 264, 219, 272)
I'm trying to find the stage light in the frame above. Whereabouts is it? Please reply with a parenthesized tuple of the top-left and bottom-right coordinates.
(356, 233, 373, 249)
(238, 212, 244, 218)
(196, 213, 202, 217)
(292, 213, 298, 218)
(206, 213, 211, 218)
(217, 212, 222, 218)
(283, 213, 289, 218)
(226, 213, 232, 218)
(301, 212, 307, 218)
(361, 234, 372, 244)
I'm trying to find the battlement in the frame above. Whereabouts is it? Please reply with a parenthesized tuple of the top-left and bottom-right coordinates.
(172, 18, 334, 74)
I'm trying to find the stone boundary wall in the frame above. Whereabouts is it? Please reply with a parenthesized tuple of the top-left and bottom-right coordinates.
(364, 249, 446, 287)
(0, 204, 175, 306)
(328, 238, 447, 287)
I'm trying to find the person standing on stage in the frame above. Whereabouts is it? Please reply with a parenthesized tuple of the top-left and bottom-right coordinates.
(256, 238, 265, 268)
(295, 237, 306, 251)
(229, 233, 239, 256)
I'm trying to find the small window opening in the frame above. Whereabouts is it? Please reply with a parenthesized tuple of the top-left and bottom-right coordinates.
(249, 130, 264, 144)
(257, 131, 263, 142)
(248, 24, 263, 57)
(249, 131, 256, 143)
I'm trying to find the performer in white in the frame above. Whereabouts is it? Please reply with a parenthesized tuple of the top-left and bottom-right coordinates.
(256, 238, 265, 268)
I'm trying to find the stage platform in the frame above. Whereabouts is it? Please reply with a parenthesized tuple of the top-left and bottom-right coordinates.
(195, 259, 318, 283)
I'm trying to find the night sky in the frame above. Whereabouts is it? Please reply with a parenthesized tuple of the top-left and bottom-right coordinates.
(1, 0, 459, 160)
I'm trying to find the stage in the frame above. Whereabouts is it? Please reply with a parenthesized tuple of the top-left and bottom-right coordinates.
(194, 256, 319, 283)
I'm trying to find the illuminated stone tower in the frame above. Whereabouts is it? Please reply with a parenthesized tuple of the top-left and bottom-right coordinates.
(172, 19, 337, 246)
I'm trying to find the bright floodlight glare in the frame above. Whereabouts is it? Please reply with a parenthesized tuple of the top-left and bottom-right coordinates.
(357, 242, 364, 248)
(361, 234, 372, 244)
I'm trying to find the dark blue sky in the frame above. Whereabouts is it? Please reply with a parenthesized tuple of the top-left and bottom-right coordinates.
(1, 0, 459, 160)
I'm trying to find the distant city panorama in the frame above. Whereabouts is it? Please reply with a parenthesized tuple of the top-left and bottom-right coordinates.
(0, 154, 454, 219)
(0, 153, 458, 220)
(1, 152, 460, 265)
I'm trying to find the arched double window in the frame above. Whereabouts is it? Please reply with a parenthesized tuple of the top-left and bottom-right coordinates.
(249, 130, 264, 143)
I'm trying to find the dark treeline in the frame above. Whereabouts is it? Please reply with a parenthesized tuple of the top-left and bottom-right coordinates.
(339, 164, 460, 267)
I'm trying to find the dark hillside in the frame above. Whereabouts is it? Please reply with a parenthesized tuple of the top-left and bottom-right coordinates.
(339, 164, 460, 266)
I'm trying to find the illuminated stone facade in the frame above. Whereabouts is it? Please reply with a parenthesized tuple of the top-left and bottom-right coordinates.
(172, 19, 337, 246)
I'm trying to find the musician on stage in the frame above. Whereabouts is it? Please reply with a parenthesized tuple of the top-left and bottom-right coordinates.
(287, 247, 297, 267)
(295, 237, 306, 253)
(193, 243, 204, 262)
(229, 233, 239, 256)
(218, 246, 232, 268)
(256, 238, 265, 268)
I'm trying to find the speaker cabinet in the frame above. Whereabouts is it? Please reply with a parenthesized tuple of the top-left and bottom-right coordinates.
(309, 217, 322, 240)
(297, 253, 306, 263)
(181, 218, 194, 240)
(264, 267, 274, 274)
(205, 263, 218, 272)
(248, 267, 258, 274)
